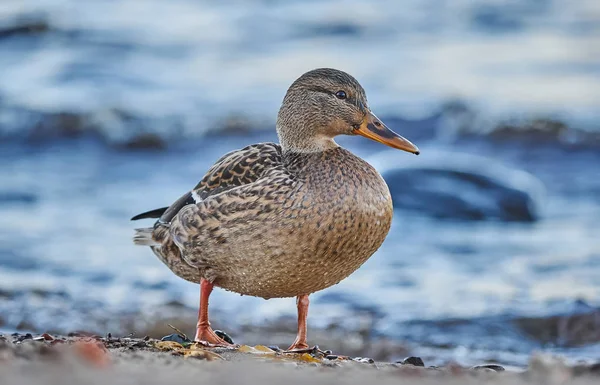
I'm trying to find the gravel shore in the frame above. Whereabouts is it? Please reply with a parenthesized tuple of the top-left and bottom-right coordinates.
(1, 333, 599, 385)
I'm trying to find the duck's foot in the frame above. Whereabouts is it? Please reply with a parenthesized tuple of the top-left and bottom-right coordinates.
(286, 339, 309, 352)
(194, 326, 236, 348)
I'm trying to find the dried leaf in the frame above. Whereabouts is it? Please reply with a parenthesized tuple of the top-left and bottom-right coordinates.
(183, 349, 224, 361)
(154, 341, 184, 351)
(237, 344, 257, 353)
(254, 345, 275, 353)
(188, 342, 207, 351)
(298, 353, 321, 363)
(237, 345, 276, 355)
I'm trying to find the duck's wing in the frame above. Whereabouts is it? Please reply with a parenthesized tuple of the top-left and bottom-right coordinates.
(131, 142, 282, 224)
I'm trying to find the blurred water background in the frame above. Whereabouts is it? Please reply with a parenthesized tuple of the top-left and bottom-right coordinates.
(1, 0, 599, 367)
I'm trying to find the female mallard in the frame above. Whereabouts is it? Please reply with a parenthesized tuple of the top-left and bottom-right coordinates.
(132, 68, 419, 350)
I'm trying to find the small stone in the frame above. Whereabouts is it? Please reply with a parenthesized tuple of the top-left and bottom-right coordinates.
(214, 330, 234, 344)
(573, 362, 600, 377)
(268, 345, 281, 352)
(325, 355, 338, 360)
(106, 333, 112, 339)
(354, 357, 375, 364)
(323, 350, 333, 355)
(473, 368, 496, 374)
(143, 335, 150, 341)
(16, 334, 34, 342)
(471, 364, 505, 372)
(160, 334, 189, 345)
(401, 356, 425, 367)
(41, 333, 54, 341)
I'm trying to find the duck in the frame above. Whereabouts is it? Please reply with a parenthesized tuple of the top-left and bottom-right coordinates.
(131, 68, 419, 350)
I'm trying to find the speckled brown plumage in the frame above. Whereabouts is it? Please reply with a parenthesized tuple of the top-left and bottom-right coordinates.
(132, 68, 419, 347)
(153, 146, 392, 298)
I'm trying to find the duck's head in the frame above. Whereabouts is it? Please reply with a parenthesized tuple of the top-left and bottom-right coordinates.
(277, 68, 419, 155)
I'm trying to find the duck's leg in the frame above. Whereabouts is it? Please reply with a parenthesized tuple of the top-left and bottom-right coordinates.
(287, 294, 310, 351)
(194, 278, 233, 346)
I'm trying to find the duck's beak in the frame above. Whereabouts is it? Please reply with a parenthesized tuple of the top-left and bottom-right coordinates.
(354, 111, 420, 155)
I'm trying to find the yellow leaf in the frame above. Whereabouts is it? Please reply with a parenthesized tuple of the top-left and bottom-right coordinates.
(298, 353, 321, 363)
(183, 349, 224, 361)
(254, 345, 275, 353)
(237, 345, 256, 353)
(154, 341, 184, 351)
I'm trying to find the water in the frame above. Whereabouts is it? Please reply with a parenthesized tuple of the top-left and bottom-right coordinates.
(1, 136, 599, 365)
(0, 0, 599, 144)
(1, 0, 600, 367)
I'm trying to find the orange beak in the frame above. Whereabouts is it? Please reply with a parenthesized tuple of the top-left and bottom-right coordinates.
(353, 111, 420, 155)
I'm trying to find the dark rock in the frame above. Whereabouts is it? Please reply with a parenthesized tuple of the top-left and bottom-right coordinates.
(0, 192, 37, 205)
(268, 345, 281, 352)
(454, 116, 600, 149)
(214, 330, 234, 344)
(0, 289, 15, 299)
(209, 115, 258, 136)
(514, 308, 600, 346)
(132, 340, 147, 348)
(370, 150, 544, 222)
(121, 133, 167, 150)
(471, 5, 524, 33)
(16, 333, 33, 342)
(354, 357, 375, 364)
(0, 16, 50, 39)
(325, 355, 338, 360)
(0, 251, 39, 272)
(471, 364, 505, 372)
(160, 333, 190, 345)
(491, 119, 569, 142)
(66, 331, 97, 338)
(300, 22, 363, 38)
(401, 356, 425, 367)
(164, 300, 186, 308)
(29, 112, 91, 141)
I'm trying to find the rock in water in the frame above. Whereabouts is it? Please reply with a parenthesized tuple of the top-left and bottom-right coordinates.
(400, 356, 425, 367)
(369, 149, 545, 222)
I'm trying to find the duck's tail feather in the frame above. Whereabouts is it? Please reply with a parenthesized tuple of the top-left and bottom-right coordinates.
(133, 227, 160, 246)
(131, 207, 168, 221)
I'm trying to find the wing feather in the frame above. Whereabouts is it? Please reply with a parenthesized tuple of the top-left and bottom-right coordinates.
(131, 142, 282, 224)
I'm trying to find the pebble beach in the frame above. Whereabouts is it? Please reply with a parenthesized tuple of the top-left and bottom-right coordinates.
(1, 332, 600, 385)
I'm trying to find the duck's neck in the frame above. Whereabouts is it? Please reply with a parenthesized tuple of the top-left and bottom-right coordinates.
(276, 123, 339, 153)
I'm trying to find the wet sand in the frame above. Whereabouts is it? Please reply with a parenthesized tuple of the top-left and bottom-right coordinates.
(1, 333, 599, 385)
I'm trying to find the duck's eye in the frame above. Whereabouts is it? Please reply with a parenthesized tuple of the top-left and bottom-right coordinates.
(335, 90, 347, 100)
